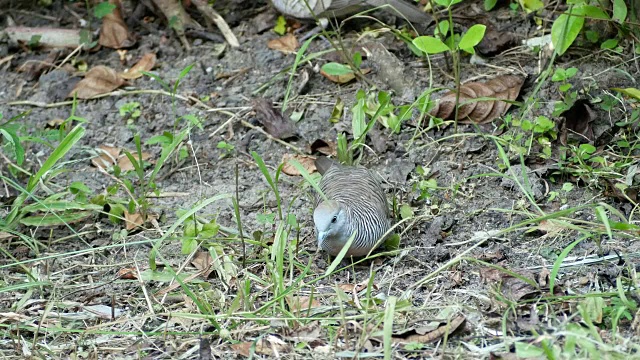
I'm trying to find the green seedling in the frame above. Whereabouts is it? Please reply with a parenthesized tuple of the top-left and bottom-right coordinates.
(119, 102, 141, 124)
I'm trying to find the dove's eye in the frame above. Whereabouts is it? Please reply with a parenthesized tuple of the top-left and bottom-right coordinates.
(331, 216, 337, 223)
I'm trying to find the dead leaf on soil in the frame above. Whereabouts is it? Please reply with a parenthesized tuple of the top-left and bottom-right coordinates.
(231, 336, 290, 357)
(252, 98, 298, 139)
(120, 53, 157, 79)
(191, 251, 214, 278)
(68, 65, 126, 99)
(477, 25, 519, 56)
(45, 118, 66, 129)
(308, 139, 337, 157)
(337, 283, 368, 293)
(99, 0, 135, 49)
(267, 33, 299, 54)
(281, 322, 323, 344)
(320, 67, 371, 84)
(558, 99, 595, 145)
(479, 267, 540, 302)
(281, 154, 316, 176)
(124, 210, 144, 230)
(117, 151, 153, 172)
(91, 145, 120, 169)
(116, 267, 138, 280)
(391, 315, 466, 346)
(429, 75, 524, 124)
(286, 295, 320, 314)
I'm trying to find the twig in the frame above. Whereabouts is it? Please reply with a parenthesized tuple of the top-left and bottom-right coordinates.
(191, 0, 239, 48)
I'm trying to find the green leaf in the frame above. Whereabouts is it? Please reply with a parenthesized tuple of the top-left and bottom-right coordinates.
(93, 2, 116, 19)
(321, 62, 353, 76)
(601, 38, 619, 49)
(352, 51, 362, 69)
(458, 24, 486, 51)
(274, 15, 286, 35)
(551, 6, 585, 55)
(613, 0, 627, 23)
(521, 0, 544, 12)
(20, 211, 94, 227)
(612, 87, 640, 100)
(400, 204, 414, 219)
(581, 5, 610, 20)
(412, 36, 450, 54)
(484, 0, 498, 11)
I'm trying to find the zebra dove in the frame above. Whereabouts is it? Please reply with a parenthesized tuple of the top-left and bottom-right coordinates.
(313, 157, 391, 257)
(271, 0, 432, 25)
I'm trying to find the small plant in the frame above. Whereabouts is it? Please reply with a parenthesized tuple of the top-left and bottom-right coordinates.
(119, 101, 142, 124)
(217, 141, 235, 159)
(0, 112, 26, 169)
(551, 67, 579, 116)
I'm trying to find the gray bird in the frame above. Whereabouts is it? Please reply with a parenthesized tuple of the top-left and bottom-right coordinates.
(271, 0, 432, 25)
(313, 157, 391, 257)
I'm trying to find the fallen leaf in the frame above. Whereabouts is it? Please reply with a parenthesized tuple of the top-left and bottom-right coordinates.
(337, 283, 368, 293)
(117, 151, 152, 172)
(281, 154, 316, 176)
(231, 337, 290, 357)
(68, 65, 125, 99)
(252, 98, 297, 139)
(393, 315, 466, 346)
(559, 99, 595, 145)
(120, 53, 157, 79)
(267, 33, 299, 54)
(116, 268, 137, 279)
(429, 75, 524, 124)
(124, 210, 144, 230)
(286, 295, 320, 314)
(45, 119, 65, 129)
(309, 139, 337, 156)
(477, 24, 519, 56)
(99, 0, 135, 49)
(91, 145, 120, 170)
(191, 251, 214, 278)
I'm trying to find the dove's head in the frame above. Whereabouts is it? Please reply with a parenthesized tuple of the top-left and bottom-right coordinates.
(314, 200, 349, 253)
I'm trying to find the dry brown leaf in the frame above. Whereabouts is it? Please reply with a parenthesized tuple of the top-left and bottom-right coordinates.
(99, 0, 135, 49)
(68, 66, 125, 99)
(429, 75, 524, 124)
(117, 151, 152, 172)
(281, 154, 316, 176)
(309, 139, 337, 157)
(120, 53, 156, 79)
(392, 315, 466, 345)
(116, 268, 137, 279)
(91, 145, 120, 170)
(286, 295, 320, 314)
(337, 283, 367, 293)
(124, 210, 144, 230)
(267, 33, 299, 54)
(45, 118, 65, 129)
(320, 68, 371, 84)
(191, 251, 214, 278)
(252, 98, 298, 139)
(231, 337, 290, 357)
(0, 232, 15, 241)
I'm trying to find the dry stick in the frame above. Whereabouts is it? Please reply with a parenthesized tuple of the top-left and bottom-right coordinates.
(191, 0, 239, 48)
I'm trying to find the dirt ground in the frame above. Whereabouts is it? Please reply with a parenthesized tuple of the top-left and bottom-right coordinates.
(2, 0, 640, 358)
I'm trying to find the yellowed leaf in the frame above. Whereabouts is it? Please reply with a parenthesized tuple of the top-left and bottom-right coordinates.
(124, 210, 144, 230)
(281, 154, 316, 176)
(120, 53, 156, 79)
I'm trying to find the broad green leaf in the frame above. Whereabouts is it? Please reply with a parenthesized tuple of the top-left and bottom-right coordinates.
(613, 0, 627, 23)
(484, 0, 498, 11)
(521, 0, 544, 13)
(321, 62, 353, 76)
(601, 38, 618, 49)
(412, 36, 450, 54)
(93, 2, 116, 19)
(458, 24, 486, 50)
(551, 6, 585, 55)
(274, 15, 286, 35)
(20, 211, 94, 226)
(612, 87, 640, 100)
(581, 5, 610, 19)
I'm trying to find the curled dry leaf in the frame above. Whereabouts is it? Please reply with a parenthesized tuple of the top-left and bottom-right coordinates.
(119, 53, 156, 79)
(68, 66, 125, 99)
(321, 67, 371, 84)
(116, 268, 137, 279)
(124, 210, 144, 230)
(267, 33, 299, 54)
(252, 98, 297, 139)
(559, 99, 595, 145)
(91, 145, 120, 169)
(191, 251, 214, 278)
(430, 75, 524, 124)
(99, 0, 135, 49)
(309, 138, 337, 157)
(285, 295, 321, 314)
(391, 315, 466, 346)
(281, 154, 316, 176)
(231, 337, 290, 357)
